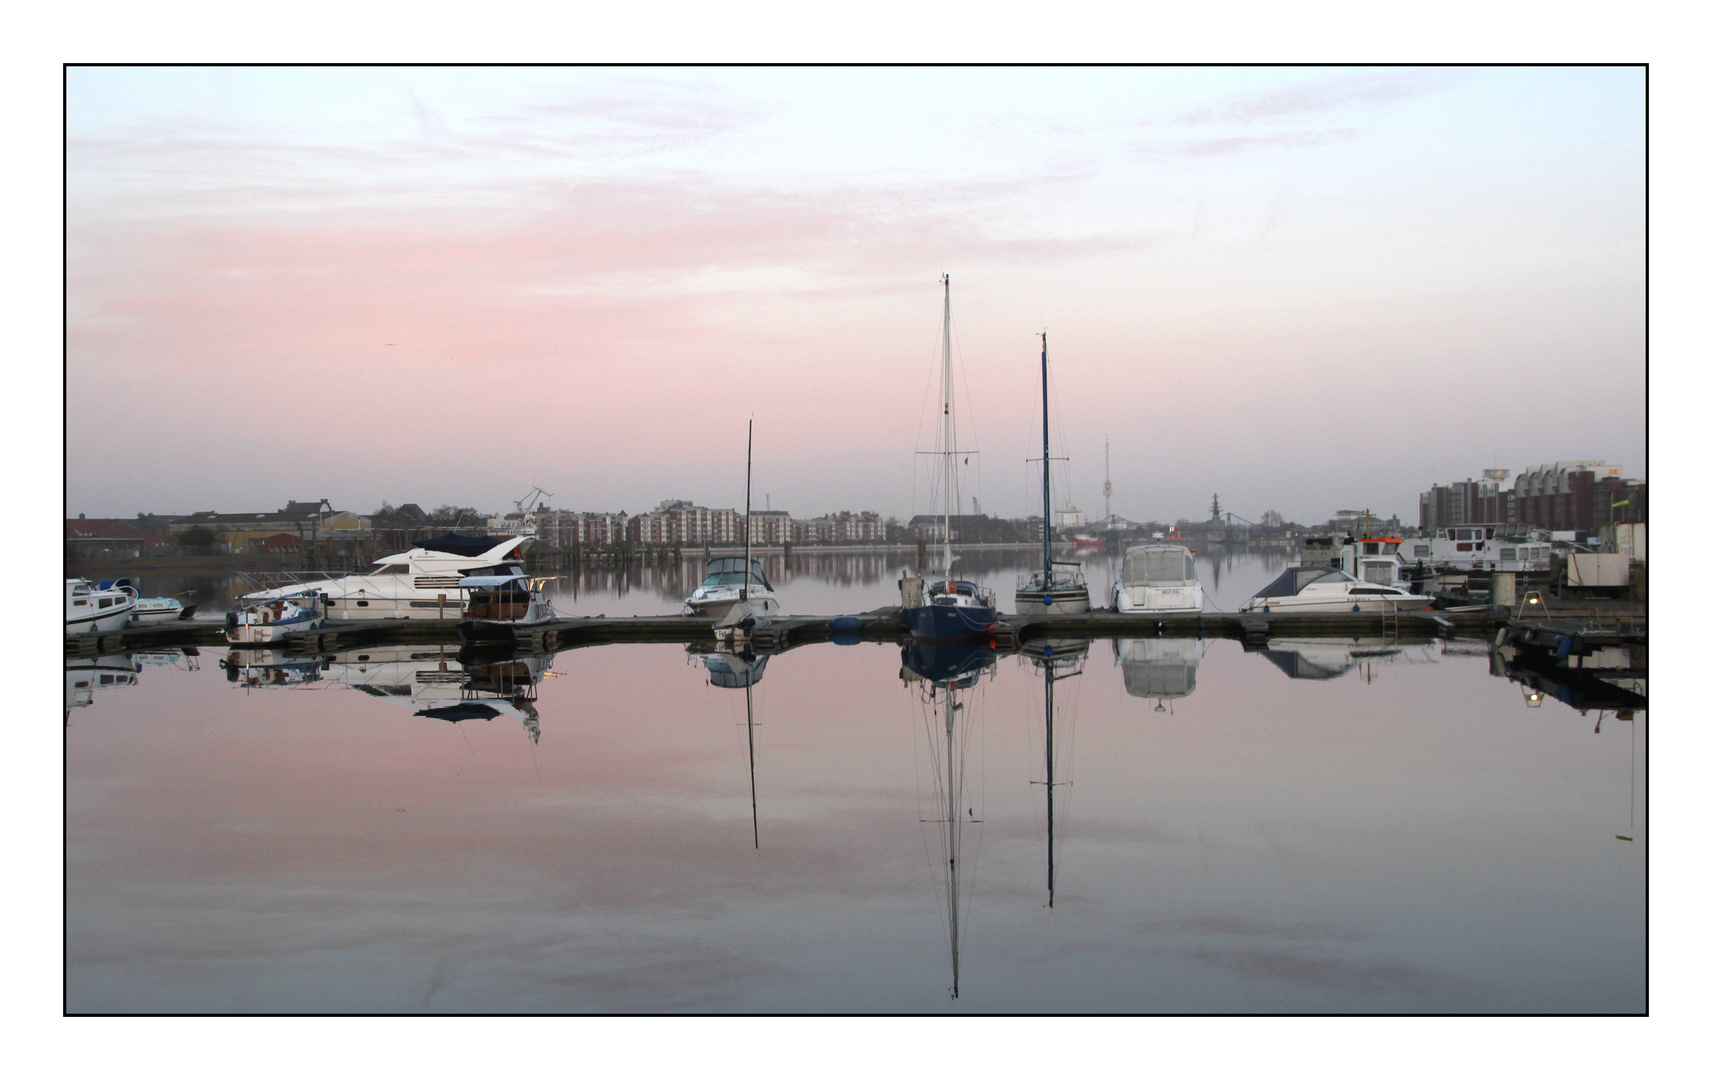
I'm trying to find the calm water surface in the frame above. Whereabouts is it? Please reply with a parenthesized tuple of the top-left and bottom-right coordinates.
(66, 550, 1645, 1013)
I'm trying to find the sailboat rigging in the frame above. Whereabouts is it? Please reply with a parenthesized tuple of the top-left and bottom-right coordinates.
(901, 276, 997, 641)
(1017, 331, 1091, 614)
(903, 639, 994, 999)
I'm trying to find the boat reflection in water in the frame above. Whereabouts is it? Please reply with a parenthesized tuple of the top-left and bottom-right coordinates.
(1257, 637, 1440, 682)
(1021, 638, 1087, 908)
(900, 638, 995, 999)
(220, 643, 552, 743)
(1114, 637, 1206, 711)
(688, 646, 768, 848)
(65, 653, 142, 717)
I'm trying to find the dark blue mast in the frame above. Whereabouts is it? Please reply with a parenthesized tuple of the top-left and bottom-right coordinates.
(1041, 332, 1052, 580)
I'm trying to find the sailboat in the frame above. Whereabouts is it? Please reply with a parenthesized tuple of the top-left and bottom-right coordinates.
(902, 635, 994, 999)
(1015, 331, 1091, 614)
(901, 276, 997, 641)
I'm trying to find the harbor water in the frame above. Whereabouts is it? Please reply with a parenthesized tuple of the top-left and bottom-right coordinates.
(65, 548, 1645, 1013)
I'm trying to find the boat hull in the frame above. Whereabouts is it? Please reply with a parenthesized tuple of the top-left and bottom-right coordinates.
(1014, 587, 1091, 615)
(905, 602, 998, 641)
(687, 594, 779, 621)
(1114, 583, 1204, 615)
(65, 606, 137, 636)
(1242, 594, 1436, 614)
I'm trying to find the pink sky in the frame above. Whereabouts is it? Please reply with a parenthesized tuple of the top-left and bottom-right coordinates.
(66, 67, 1645, 525)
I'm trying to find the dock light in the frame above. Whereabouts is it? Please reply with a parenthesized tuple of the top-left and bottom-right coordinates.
(1527, 595, 1540, 605)
(1524, 690, 1543, 707)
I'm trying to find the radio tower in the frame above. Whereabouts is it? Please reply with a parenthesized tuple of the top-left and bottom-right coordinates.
(1103, 436, 1112, 523)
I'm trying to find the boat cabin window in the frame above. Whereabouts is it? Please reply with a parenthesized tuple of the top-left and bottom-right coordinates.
(1500, 548, 1517, 561)
(376, 563, 410, 574)
(1414, 544, 1430, 558)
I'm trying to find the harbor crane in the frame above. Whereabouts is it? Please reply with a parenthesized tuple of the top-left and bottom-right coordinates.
(515, 486, 553, 515)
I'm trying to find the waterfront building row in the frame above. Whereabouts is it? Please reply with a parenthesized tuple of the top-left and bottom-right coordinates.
(1419, 461, 1647, 534)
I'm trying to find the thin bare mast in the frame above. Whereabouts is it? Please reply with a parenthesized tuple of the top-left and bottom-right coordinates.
(940, 274, 953, 580)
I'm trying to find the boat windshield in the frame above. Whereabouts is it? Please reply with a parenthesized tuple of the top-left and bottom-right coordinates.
(701, 571, 770, 588)
(702, 558, 771, 590)
(1253, 566, 1357, 598)
(1122, 548, 1197, 586)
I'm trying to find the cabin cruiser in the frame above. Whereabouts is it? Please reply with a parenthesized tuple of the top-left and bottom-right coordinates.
(457, 575, 558, 645)
(1405, 526, 1555, 574)
(685, 556, 780, 620)
(244, 533, 534, 620)
(1239, 566, 1434, 614)
(129, 595, 198, 624)
(65, 578, 138, 635)
(1112, 545, 1204, 614)
(225, 595, 327, 643)
(690, 648, 770, 689)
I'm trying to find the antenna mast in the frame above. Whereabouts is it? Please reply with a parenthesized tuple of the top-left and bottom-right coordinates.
(1103, 437, 1112, 522)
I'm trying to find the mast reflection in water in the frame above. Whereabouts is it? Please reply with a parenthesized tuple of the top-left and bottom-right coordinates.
(901, 640, 995, 999)
(1023, 639, 1088, 909)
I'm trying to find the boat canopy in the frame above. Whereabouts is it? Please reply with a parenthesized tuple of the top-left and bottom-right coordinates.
(417, 533, 508, 557)
(1253, 566, 1358, 599)
(1121, 547, 1198, 587)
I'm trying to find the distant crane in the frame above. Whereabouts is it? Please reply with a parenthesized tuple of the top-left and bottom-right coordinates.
(515, 486, 553, 515)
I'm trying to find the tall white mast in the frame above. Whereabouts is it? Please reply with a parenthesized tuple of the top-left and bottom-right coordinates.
(941, 275, 953, 580)
(742, 419, 752, 603)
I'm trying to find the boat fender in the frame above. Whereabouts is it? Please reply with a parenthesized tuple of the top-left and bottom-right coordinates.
(830, 616, 863, 635)
(1555, 635, 1574, 660)
(1352, 604, 1361, 612)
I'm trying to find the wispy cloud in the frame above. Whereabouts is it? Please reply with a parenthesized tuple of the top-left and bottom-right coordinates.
(1161, 128, 1358, 158)
(1177, 70, 1456, 126)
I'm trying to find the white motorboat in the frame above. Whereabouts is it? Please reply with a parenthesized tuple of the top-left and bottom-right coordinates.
(687, 420, 783, 620)
(225, 595, 327, 643)
(244, 533, 534, 620)
(130, 596, 198, 624)
(1016, 332, 1091, 615)
(901, 275, 997, 641)
(1238, 565, 1435, 614)
(65, 578, 138, 635)
(1112, 545, 1204, 614)
(686, 556, 780, 620)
